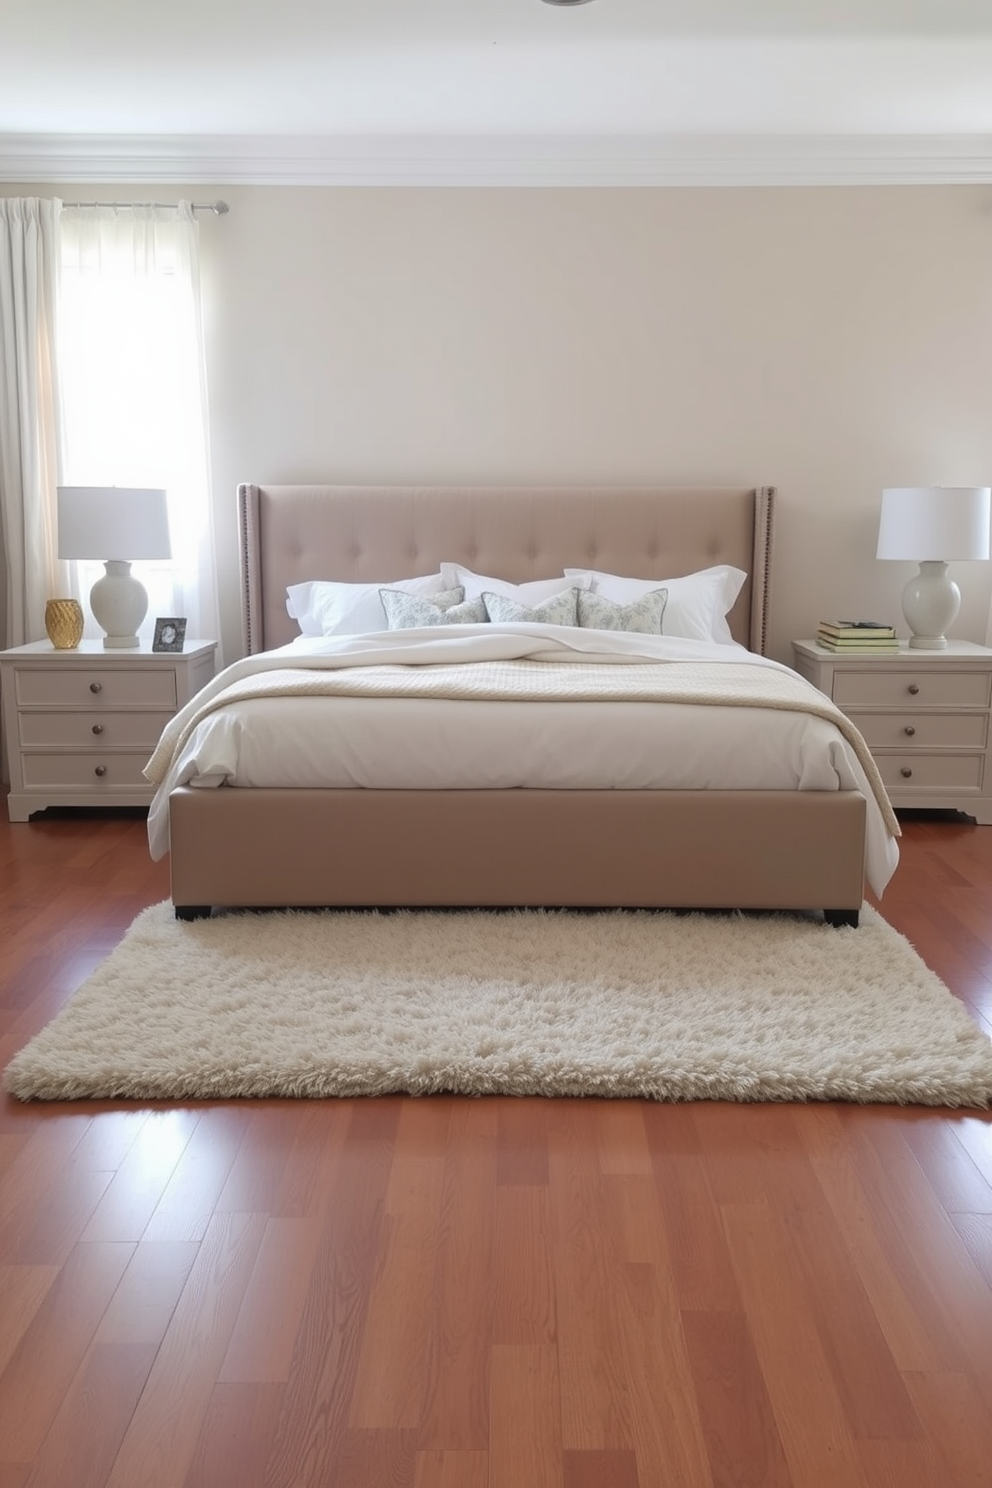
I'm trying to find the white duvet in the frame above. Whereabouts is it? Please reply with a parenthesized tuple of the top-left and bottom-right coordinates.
(145, 625, 901, 895)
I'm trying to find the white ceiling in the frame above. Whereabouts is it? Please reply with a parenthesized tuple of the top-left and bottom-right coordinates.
(5, 0, 992, 185)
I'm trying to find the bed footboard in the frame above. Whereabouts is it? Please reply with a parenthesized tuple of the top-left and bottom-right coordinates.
(168, 786, 866, 919)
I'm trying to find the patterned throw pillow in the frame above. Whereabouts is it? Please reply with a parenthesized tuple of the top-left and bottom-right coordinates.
(577, 587, 669, 634)
(565, 565, 744, 644)
(380, 588, 489, 628)
(482, 589, 579, 627)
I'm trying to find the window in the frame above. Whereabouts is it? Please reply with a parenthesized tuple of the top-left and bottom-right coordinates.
(57, 206, 219, 647)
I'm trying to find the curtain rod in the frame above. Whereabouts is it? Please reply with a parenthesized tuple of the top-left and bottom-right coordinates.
(61, 199, 229, 215)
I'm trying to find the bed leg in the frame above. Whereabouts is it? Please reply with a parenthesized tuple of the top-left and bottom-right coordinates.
(824, 908, 859, 929)
(175, 904, 212, 922)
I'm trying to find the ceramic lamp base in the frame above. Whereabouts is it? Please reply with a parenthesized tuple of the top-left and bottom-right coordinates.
(902, 560, 960, 650)
(89, 560, 148, 649)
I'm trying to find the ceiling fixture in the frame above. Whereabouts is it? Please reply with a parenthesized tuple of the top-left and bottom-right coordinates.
(540, 1, 596, 6)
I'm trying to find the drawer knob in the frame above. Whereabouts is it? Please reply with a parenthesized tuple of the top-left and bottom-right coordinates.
(94, 765, 107, 777)
(89, 681, 102, 694)
(907, 683, 920, 695)
(903, 725, 916, 737)
(900, 767, 913, 778)
(91, 723, 104, 735)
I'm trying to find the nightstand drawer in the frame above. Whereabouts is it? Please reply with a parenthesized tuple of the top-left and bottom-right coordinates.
(21, 751, 153, 789)
(15, 667, 178, 709)
(875, 753, 985, 792)
(833, 669, 991, 710)
(19, 711, 173, 748)
(849, 711, 988, 751)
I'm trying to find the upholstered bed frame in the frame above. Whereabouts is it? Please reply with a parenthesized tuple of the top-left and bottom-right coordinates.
(167, 483, 867, 922)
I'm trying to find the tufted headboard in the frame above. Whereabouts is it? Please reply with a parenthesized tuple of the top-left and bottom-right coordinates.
(237, 483, 775, 656)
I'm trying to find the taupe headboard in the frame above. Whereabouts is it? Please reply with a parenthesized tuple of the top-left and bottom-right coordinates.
(238, 484, 775, 656)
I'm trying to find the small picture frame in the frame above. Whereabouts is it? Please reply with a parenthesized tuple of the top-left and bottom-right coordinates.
(152, 617, 187, 653)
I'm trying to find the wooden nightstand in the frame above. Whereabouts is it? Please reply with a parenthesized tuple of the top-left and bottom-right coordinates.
(0, 639, 216, 822)
(792, 639, 992, 824)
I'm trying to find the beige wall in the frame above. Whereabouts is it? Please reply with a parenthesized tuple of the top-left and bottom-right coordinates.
(7, 182, 992, 663)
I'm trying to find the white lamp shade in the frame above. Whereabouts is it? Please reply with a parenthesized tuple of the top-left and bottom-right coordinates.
(56, 486, 172, 561)
(876, 486, 991, 562)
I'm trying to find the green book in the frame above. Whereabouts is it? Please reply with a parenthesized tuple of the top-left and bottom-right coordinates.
(817, 637, 899, 650)
(818, 620, 896, 638)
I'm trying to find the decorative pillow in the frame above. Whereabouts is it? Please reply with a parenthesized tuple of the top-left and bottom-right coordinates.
(577, 587, 668, 634)
(482, 589, 579, 627)
(286, 573, 448, 637)
(440, 562, 590, 605)
(564, 565, 746, 645)
(380, 588, 488, 628)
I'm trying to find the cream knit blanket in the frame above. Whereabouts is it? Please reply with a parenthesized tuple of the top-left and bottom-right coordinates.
(145, 654, 899, 837)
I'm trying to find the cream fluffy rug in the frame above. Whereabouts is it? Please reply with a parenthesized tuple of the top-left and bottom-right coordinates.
(6, 903, 992, 1105)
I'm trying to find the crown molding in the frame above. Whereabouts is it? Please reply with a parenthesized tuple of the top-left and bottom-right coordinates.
(4, 132, 992, 187)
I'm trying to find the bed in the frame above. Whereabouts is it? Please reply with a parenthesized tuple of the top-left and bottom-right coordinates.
(153, 482, 899, 925)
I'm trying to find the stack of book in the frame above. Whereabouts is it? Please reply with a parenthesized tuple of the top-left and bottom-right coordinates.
(817, 620, 899, 652)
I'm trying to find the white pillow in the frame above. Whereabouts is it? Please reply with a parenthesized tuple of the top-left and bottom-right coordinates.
(564, 565, 746, 645)
(440, 562, 590, 605)
(286, 573, 448, 636)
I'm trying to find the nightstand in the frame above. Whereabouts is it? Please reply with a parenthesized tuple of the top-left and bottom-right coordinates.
(0, 639, 217, 822)
(792, 639, 992, 824)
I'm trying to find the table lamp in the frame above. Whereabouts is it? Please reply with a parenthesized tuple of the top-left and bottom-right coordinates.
(56, 486, 172, 648)
(876, 486, 991, 649)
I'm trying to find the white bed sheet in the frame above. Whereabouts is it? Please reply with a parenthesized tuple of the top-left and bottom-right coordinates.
(146, 628, 900, 895)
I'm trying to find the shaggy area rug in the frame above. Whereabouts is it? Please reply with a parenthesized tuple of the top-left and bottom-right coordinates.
(5, 902, 992, 1105)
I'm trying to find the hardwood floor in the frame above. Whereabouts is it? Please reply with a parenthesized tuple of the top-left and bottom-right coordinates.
(1, 801, 991, 1488)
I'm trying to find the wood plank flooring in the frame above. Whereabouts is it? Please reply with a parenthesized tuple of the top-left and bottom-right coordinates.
(1, 802, 991, 1487)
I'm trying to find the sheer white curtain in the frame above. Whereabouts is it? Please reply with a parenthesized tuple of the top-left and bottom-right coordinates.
(58, 203, 221, 651)
(0, 197, 64, 648)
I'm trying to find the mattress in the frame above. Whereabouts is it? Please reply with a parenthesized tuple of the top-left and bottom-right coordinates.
(145, 626, 901, 894)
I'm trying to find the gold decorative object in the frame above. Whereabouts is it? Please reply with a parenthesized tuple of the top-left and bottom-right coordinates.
(44, 598, 84, 650)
